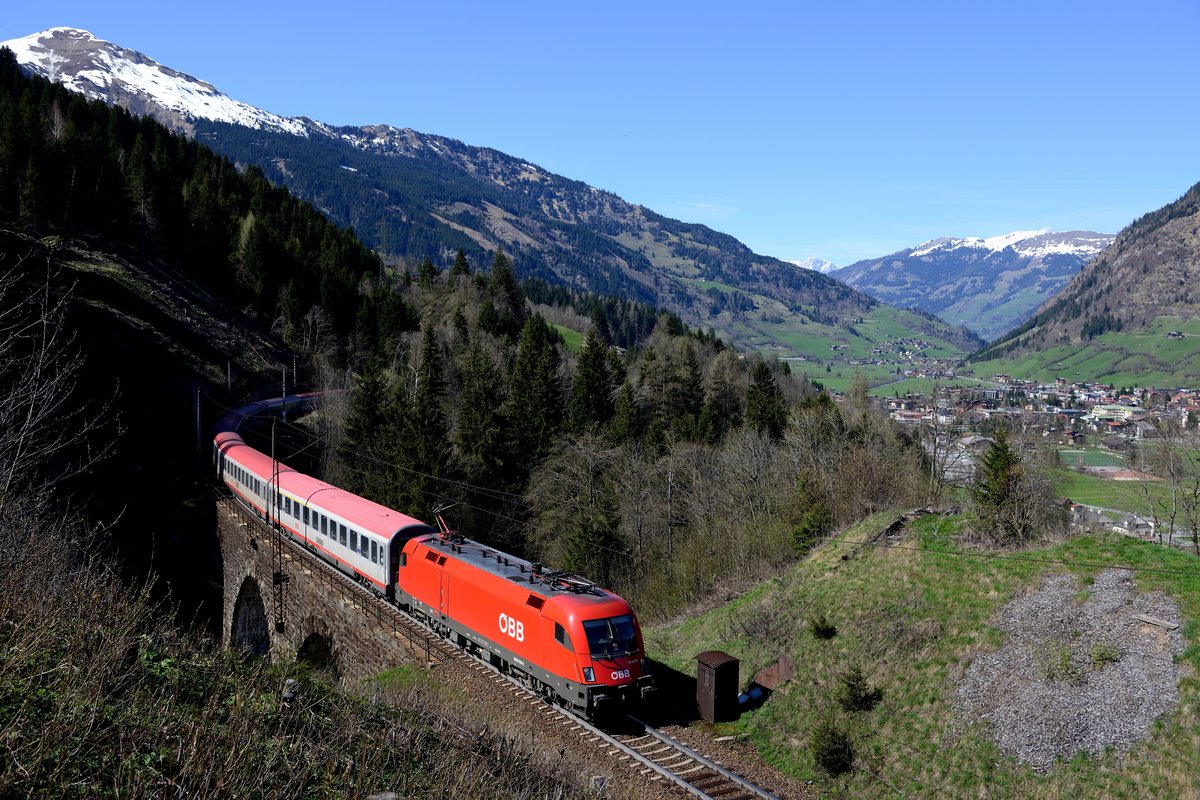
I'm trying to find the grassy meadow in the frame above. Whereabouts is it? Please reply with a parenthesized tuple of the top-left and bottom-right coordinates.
(970, 316, 1200, 388)
(646, 514, 1200, 799)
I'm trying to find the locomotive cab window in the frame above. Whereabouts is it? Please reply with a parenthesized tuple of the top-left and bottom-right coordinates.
(582, 615, 637, 658)
(555, 623, 573, 652)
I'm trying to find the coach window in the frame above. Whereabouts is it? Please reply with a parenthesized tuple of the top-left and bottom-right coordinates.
(350, 530, 358, 554)
(340, 524, 347, 546)
(303, 506, 310, 526)
(319, 515, 326, 535)
(555, 623, 573, 652)
(370, 540, 378, 563)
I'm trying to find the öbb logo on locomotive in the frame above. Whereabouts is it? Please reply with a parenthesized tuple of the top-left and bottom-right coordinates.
(213, 394, 656, 719)
(498, 612, 525, 642)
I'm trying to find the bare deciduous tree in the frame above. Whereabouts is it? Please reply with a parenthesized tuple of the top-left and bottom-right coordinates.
(0, 252, 115, 512)
(919, 381, 972, 503)
(1136, 420, 1200, 554)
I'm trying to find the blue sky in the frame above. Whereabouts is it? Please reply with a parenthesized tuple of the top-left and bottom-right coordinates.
(5, 1, 1199, 265)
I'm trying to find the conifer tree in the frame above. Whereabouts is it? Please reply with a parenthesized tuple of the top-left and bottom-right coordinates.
(563, 480, 624, 588)
(417, 256, 438, 288)
(508, 315, 563, 465)
(669, 343, 704, 438)
(972, 428, 1021, 511)
(448, 248, 471, 283)
(746, 358, 787, 440)
(456, 345, 508, 487)
(569, 330, 615, 433)
(609, 381, 642, 444)
(699, 349, 742, 443)
(395, 326, 451, 516)
(487, 250, 525, 338)
(590, 307, 612, 345)
(342, 358, 390, 500)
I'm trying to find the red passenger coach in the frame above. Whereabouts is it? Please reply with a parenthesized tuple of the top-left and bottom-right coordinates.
(399, 530, 655, 716)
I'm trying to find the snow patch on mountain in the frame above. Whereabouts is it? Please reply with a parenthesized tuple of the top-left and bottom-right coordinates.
(788, 256, 840, 274)
(2, 28, 308, 136)
(909, 230, 1113, 260)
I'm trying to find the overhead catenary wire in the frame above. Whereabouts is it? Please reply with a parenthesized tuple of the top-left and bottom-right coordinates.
(203, 389, 530, 506)
(206, 390, 635, 560)
(207, 391, 1200, 578)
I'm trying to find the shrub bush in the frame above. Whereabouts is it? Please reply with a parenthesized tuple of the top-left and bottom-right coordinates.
(809, 613, 837, 640)
(810, 717, 854, 775)
(835, 664, 882, 712)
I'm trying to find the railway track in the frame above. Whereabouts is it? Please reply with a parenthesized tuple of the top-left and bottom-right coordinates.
(223, 493, 780, 799)
(461, 653, 779, 800)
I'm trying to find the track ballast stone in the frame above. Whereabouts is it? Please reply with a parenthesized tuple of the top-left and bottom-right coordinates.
(953, 568, 1185, 771)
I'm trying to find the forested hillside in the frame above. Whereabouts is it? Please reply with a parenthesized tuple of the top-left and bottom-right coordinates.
(195, 119, 985, 357)
(0, 51, 388, 354)
(315, 250, 930, 616)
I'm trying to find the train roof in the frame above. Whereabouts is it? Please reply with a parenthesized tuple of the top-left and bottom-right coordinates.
(222, 435, 429, 539)
(212, 393, 321, 435)
(415, 531, 626, 612)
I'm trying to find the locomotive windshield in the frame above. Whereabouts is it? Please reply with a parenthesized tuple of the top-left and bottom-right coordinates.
(582, 615, 638, 658)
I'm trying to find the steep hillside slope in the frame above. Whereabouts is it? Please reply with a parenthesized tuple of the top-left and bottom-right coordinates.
(2, 27, 982, 358)
(648, 514, 1200, 799)
(835, 231, 1112, 341)
(971, 181, 1200, 385)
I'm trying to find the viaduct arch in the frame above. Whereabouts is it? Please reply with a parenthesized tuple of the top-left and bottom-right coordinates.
(215, 496, 437, 682)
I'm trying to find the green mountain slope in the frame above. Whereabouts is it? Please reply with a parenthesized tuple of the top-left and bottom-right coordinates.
(197, 121, 983, 359)
(970, 181, 1200, 385)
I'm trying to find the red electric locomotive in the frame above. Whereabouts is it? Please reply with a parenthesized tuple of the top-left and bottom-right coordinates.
(214, 395, 655, 718)
(397, 525, 655, 717)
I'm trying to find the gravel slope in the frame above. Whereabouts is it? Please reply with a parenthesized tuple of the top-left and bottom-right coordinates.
(954, 569, 1186, 771)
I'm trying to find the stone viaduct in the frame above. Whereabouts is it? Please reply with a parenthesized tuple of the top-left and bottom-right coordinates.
(215, 495, 439, 681)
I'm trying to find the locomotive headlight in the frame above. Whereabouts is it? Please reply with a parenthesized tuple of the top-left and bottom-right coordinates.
(582, 667, 595, 683)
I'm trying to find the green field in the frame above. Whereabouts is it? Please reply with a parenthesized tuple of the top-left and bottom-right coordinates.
(1051, 468, 1169, 515)
(647, 514, 1200, 798)
(971, 317, 1200, 387)
(1058, 449, 1126, 468)
(550, 323, 582, 353)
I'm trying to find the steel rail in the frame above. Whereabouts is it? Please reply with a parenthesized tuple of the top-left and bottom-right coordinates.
(629, 716, 779, 800)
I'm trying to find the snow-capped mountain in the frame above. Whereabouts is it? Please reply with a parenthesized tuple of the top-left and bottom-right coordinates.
(0, 27, 986, 356)
(834, 230, 1114, 341)
(1, 28, 308, 136)
(907, 230, 1113, 261)
(788, 257, 840, 275)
